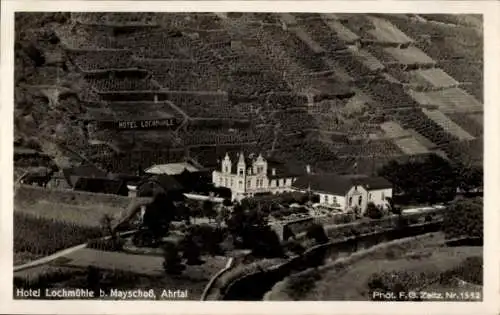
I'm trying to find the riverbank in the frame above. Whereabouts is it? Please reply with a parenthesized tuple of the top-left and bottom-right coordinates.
(264, 232, 482, 300)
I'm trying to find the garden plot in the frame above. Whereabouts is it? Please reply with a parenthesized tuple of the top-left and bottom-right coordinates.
(409, 68, 459, 89)
(383, 46, 435, 66)
(393, 137, 430, 155)
(320, 18, 360, 44)
(365, 16, 414, 45)
(380, 121, 411, 139)
(422, 109, 475, 141)
(408, 87, 483, 113)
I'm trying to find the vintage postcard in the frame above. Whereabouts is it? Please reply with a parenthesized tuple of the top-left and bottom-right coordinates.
(1, 1, 499, 314)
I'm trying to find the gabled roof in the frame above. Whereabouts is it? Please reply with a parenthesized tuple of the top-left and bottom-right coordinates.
(138, 174, 184, 191)
(73, 177, 126, 195)
(293, 174, 392, 195)
(350, 176, 393, 191)
(62, 164, 108, 188)
(145, 162, 199, 175)
(293, 174, 354, 195)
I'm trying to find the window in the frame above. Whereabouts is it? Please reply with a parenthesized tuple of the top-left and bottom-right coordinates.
(247, 180, 251, 188)
(220, 178, 223, 185)
(332, 196, 337, 204)
(349, 196, 353, 206)
(230, 179, 234, 187)
(238, 180, 243, 189)
(257, 166, 263, 174)
(224, 166, 228, 173)
(323, 195, 328, 203)
(381, 192, 385, 200)
(369, 193, 372, 200)
(358, 196, 362, 206)
(239, 169, 244, 176)
(224, 178, 228, 187)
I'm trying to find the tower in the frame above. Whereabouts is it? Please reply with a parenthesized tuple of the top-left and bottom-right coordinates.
(222, 152, 232, 174)
(237, 152, 246, 176)
(255, 153, 268, 175)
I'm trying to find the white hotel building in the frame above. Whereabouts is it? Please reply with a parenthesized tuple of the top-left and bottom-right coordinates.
(212, 152, 298, 201)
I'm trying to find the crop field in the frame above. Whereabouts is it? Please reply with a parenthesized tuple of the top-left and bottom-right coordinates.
(15, 199, 127, 228)
(13, 185, 139, 264)
(14, 212, 103, 264)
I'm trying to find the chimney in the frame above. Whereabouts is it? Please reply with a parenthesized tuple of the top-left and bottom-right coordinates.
(306, 165, 311, 174)
(272, 168, 276, 176)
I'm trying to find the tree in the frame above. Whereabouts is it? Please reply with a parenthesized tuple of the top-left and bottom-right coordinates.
(249, 225, 285, 258)
(162, 242, 185, 275)
(181, 235, 203, 265)
(142, 193, 176, 245)
(306, 223, 329, 245)
(378, 154, 458, 205)
(442, 198, 483, 240)
(222, 198, 233, 207)
(365, 202, 384, 220)
(176, 203, 191, 225)
(188, 224, 226, 255)
(202, 200, 217, 222)
(385, 197, 401, 215)
(99, 214, 123, 251)
(216, 206, 230, 228)
(284, 239, 306, 256)
(100, 214, 114, 237)
(455, 163, 483, 194)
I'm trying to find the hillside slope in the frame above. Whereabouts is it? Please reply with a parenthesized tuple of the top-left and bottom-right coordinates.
(14, 13, 483, 174)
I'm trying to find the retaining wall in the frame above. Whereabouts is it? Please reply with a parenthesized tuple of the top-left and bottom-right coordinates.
(208, 221, 442, 301)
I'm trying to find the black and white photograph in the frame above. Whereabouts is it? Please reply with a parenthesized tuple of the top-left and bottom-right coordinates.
(1, 1, 499, 314)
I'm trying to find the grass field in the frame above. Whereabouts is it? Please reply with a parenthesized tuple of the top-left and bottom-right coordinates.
(15, 199, 126, 228)
(305, 246, 481, 300)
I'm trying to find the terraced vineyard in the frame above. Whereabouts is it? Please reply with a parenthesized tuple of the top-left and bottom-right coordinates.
(15, 13, 483, 173)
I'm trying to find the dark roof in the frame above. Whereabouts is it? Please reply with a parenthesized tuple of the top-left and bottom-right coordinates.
(138, 174, 184, 192)
(73, 177, 126, 195)
(62, 164, 108, 188)
(351, 176, 393, 191)
(108, 173, 143, 183)
(293, 174, 392, 195)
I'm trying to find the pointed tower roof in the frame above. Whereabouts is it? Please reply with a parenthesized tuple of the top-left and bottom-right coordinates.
(238, 152, 245, 164)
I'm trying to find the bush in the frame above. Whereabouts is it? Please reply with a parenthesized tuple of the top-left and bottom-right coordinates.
(367, 271, 433, 300)
(306, 223, 329, 245)
(284, 240, 306, 256)
(162, 242, 185, 275)
(452, 256, 483, 285)
(187, 224, 226, 255)
(87, 237, 124, 252)
(365, 203, 384, 220)
(442, 198, 483, 240)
